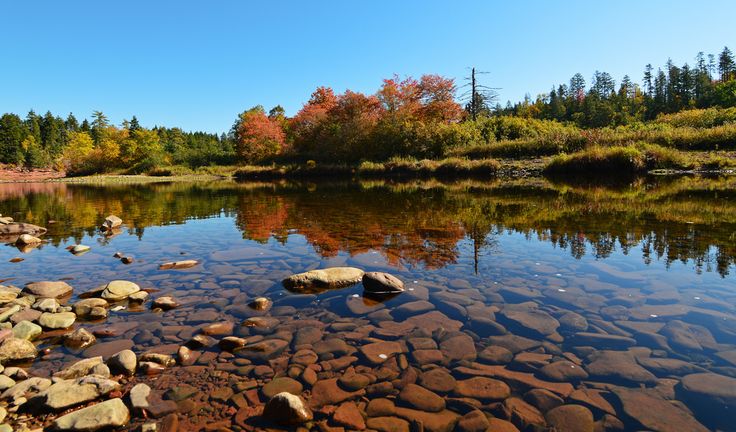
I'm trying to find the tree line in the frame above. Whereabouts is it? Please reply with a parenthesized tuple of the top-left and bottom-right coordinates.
(0, 46, 734, 172)
(501, 47, 736, 127)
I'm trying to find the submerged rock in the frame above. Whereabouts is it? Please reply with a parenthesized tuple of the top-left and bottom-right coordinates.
(52, 397, 130, 431)
(545, 404, 594, 432)
(248, 297, 272, 311)
(612, 387, 708, 432)
(158, 260, 199, 270)
(152, 296, 179, 310)
(262, 392, 313, 425)
(283, 267, 364, 292)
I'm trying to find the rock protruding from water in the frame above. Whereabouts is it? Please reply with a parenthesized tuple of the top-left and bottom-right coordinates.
(52, 397, 130, 431)
(0, 337, 37, 365)
(24, 281, 73, 299)
(100, 280, 141, 301)
(283, 267, 364, 292)
(101, 215, 122, 231)
(262, 392, 313, 425)
(158, 260, 199, 270)
(362, 272, 405, 294)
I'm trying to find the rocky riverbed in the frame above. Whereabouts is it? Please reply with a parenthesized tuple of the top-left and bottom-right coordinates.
(1, 181, 735, 432)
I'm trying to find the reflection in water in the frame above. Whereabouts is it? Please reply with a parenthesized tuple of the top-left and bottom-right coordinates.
(1, 176, 736, 431)
(2, 176, 734, 276)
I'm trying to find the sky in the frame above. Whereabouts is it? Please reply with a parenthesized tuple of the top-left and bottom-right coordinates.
(1, 0, 734, 133)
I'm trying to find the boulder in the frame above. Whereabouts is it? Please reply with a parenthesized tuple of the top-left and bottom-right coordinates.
(37, 375, 120, 410)
(100, 280, 141, 301)
(11, 320, 42, 341)
(545, 405, 594, 432)
(52, 397, 130, 431)
(102, 215, 123, 230)
(16, 233, 42, 245)
(39, 311, 76, 329)
(262, 392, 313, 425)
(283, 267, 364, 293)
(0, 337, 37, 364)
(362, 272, 405, 294)
(612, 387, 708, 432)
(55, 357, 109, 380)
(64, 328, 97, 348)
(24, 281, 73, 299)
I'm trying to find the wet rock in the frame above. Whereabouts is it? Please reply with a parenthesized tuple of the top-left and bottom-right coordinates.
(486, 334, 541, 354)
(24, 281, 72, 299)
(454, 363, 574, 397)
(219, 336, 247, 352)
(612, 387, 708, 432)
(362, 272, 404, 294)
(487, 417, 520, 432)
(499, 309, 560, 337)
(100, 280, 141, 301)
(439, 333, 477, 363)
(545, 404, 594, 432)
(571, 332, 636, 349)
(238, 338, 288, 361)
(70, 244, 91, 255)
(263, 392, 313, 425)
(0, 337, 36, 364)
(55, 357, 109, 379)
(393, 406, 460, 432)
(366, 416, 410, 432)
(559, 312, 589, 332)
(201, 321, 234, 336)
(524, 388, 564, 412)
(333, 401, 366, 430)
(283, 267, 364, 292)
(107, 349, 137, 375)
(478, 345, 514, 365)
(660, 320, 711, 352)
(398, 383, 445, 412)
(102, 215, 122, 230)
(360, 340, 402, 364)
(11, 320, 42, 341)
(677, 372, 736, 429)
(73, 298, 109, 319)
(294, 326, 323, 346)
(52, 397, 130, 431)
(586, 351, 657, 386)
(158, 260, 199, 270)
(636, 357, 708, 376)
(456, 410, 489, 432)
(454, 376, 510, 401)
(83, 339, 134, 360)
(139, 352, 175, 367)
(568, 388, 616, 416)
(128, 291, 148, 302)
(16, 233, 42, 245)
(248, 297, 272, 311)
(262, 377, 303, 399)
(501, 397, 546, 431)
(64, 328, 96, 348)
(310, 378, 365, 408)
(338, 373, 371, 391)
(418, 368, 456, 393)
(539, 360, 589, 382)
(413, 349, 443, 365)
(37, 375, 120, 410)
(0, 375, 15, 391)
(38, 311, 76, 329)
(152, 296, 179, 310)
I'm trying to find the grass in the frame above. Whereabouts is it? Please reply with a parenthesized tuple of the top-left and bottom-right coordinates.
(543, 143, 696, 176)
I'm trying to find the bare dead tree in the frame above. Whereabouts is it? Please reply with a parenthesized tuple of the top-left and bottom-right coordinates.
(459, 67, 500, 120)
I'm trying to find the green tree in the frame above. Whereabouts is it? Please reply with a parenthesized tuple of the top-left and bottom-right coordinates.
(91, 110, 109, 145)
(0, 113, 27, 165)
(718, 46, 735, 81)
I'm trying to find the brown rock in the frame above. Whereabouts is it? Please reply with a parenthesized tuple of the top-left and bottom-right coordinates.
(310, 378, 365, 408)
(453, 377, 510, 401)
(545, 404, 594, 432)
(612, 387, 708, 432)
(333, 401, 366, 430)
(418, 368, 456, 393)
(360, 340, 402, 364)
(398, 383, 445, 412)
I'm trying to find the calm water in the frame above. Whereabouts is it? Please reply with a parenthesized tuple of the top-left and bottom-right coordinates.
(1, 176, 735, 431)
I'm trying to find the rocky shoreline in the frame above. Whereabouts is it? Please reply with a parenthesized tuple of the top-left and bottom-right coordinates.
(1, 217, 736, 431)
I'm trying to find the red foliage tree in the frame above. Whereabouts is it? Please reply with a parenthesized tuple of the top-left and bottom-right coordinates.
(234, 106, 286, 163)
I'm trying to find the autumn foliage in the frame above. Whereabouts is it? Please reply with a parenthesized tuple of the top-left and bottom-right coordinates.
(234, 74, 464, 163)
(234, 106, 286, 163)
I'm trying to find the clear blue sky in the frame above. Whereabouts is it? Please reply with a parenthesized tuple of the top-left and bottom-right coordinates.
(1, 0, 734, 133)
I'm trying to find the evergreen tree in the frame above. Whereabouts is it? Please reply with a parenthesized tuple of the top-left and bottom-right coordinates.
(91, 110, 109, 145)
(65, 113, 79, 132)
(719, 46, 735, 81)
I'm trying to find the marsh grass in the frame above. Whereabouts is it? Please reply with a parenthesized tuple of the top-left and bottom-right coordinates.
(544, 143, 695, 176)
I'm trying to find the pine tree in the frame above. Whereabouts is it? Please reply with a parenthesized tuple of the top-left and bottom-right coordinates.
(719, 46, 735, 81)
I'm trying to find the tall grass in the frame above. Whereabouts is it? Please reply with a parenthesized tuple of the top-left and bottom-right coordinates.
(544, 143, 695, 176)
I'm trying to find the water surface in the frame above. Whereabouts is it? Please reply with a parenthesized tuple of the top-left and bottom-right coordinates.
(1, 176, 735, 431)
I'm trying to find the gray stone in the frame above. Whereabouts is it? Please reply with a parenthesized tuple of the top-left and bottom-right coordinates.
(38, 375, 120, 410)
(101, 280, 141, 302)
(39, 311, 76, 329)
(52, 397, 130, 431)
(11, 320, 42, 341)
(107, 349, 137, 375)
(24, 281, 72, 298)
(0, 337, 36, 364)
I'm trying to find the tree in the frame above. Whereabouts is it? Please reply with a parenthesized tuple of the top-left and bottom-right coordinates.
(417, 74, 462, 122)
(129, 116, 141, 134)
(234, 106, 286, 163)
(643, 64, 654, 96)
(65, 113, 79, 132)
(90, 110, 109, 144)
(719, 46, 735, 81)
(62, 131, 94, 171)
(0, 113, 27, 165)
